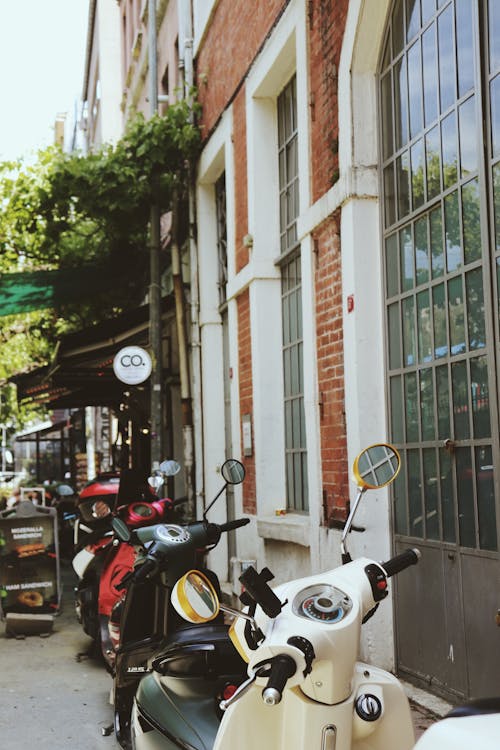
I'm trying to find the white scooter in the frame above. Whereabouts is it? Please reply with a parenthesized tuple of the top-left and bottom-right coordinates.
(162, 443, 500, 750)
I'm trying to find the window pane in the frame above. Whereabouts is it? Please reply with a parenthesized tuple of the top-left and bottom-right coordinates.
(423, 447, 439, 539)
(476, 445, 497, 551)
(448, 275, 466, 354)
(456, 446, 476, 548)
(406, 0, 420, 42)
(408, 40, 423, 138)
(397, 151, 411, 219)
(438, 5, 456, 113)
(394, 56, 409, 149)
(386, 234, 399, 296)
(445, 191, 461, 272)
(422, 0, 436, 24)
(423, 26, 438, 127)
(462, 179, 481, 264)
(452, 360, 470, 439)
(411, 139, 425, 209)
(459, 96, 477, 178)
(408, 449, 423, 537)
(417, 289, 432, 362)
(489, 0, 500, 73)
(393, 457, 408, 534)
(420, 368, 435, 439)
(494, 164, 500, 252)
(466, 267, 486, 351)
(440, 449, 455, 542)
(384, 164, 396, 226)
(392, 0, 405, 58)
(433, 282, 448, 357)
(441, 111, 458, 188)
(430, 205, 444, 277)
(491, 75, 500, 158)
(415, 216, 429, 285)
(436, 364, 450, 438)
(470, 356, 491, 438)
(456, 0, 475, 97)
(381, 72, 394, 159)
(403, 296, 416, 366)
(400, 226, 414, 290)
(388, 302, 402, 369)
(405, 372, 419, 441)
(391, 375, 405, 442)
(426, 125, 441, 199)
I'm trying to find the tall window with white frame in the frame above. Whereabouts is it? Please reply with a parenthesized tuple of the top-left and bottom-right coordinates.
(215, 172, 228, 307)
(277, 75, 308, 512)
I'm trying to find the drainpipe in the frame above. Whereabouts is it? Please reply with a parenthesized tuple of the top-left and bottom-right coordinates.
(178, 0, 202, 520)
(148, 0, 163, 468)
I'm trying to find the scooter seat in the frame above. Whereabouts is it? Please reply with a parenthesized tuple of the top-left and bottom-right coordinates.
(446, 697, 500, 718)
(152, 623, 246, 678)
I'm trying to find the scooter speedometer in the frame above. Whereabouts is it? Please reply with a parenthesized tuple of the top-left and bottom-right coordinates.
(292, 584, 352, 623)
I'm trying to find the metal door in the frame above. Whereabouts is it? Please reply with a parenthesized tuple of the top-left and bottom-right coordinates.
(380, 0, 500, 699)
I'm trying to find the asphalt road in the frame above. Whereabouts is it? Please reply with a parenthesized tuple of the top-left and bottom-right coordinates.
(0, 562, 120, 750)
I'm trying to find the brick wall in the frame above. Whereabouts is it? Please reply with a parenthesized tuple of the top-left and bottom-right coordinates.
(195, 0, 288, 136)
(237, 289, 256, 514)
(313, 213, 349, 523)
(233, 88, 249, 272)
(307, 0, 349, 202)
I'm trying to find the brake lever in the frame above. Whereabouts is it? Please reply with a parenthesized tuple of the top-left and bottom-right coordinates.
(219, 669, 258, 710)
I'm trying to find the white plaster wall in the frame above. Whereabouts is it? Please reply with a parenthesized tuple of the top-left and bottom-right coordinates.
(96, 0, 123, 144)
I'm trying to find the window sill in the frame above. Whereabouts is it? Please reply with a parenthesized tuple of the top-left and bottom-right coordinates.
(257, 514, 310, 547)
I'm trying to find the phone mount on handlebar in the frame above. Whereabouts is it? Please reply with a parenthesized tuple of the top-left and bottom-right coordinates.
(239, 566, 285, 618)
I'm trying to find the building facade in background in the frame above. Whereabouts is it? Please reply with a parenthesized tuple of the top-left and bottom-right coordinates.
(78, 0, 499, 702)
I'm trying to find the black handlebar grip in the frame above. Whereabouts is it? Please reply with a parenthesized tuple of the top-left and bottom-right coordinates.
(133, 556, 157, 583)
(219, 517, 251, 533)
(261, 655, 296, 706)
(382, 548, 421, 578)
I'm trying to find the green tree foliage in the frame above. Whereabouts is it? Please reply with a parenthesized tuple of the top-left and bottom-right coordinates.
(0, 97, 201, 429)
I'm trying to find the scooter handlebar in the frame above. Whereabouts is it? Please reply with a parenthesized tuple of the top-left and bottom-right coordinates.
(219, 517, 250, 533)
(381, 547, 421, 578)
(261, 655, 297, 706)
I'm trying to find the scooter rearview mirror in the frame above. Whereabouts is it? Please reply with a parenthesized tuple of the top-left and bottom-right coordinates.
(159, 460, 181, 477)
(221, 459, 246, 485)
(148, 475, 164, 491)
(171, 570, 220, 623)
(341, 443, 401, 564)
(56, 484, 75, 496)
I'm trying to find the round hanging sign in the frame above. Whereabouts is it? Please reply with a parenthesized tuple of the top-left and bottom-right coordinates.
(113, 346, 152, 385)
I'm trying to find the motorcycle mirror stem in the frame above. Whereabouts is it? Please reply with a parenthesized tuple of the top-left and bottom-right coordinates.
(340, 486, 366, 564)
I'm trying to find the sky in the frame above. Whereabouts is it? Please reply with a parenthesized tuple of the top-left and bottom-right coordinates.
(0, 0, 90, 162)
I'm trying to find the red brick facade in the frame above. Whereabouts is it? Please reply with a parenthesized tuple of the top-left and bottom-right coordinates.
(237, 289, 256, 514)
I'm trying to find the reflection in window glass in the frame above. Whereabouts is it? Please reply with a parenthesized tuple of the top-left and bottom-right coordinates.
(494, 165, 500, 252)
(426, 126, 441, 199)
(417, 290, 432, 362)
(408, 40, 423, 138)
(462, 179, 481, 264)
(389, 302, 402, 369)
(459, 96, 477, 178)
(438, 5, 455, 113)
(455, 0, 475, 97)
(384, 165, 396, 226)
(489, 0, 500, 73)
(448, 275, 466, 355)
(400, 226, 414, 290)
(415, 217, 429, 285)
(423, 448, 439, 539)
(403, 296, 416, 366)
(405, 372, 419, 441)
(391, 375, 405, 442)
(397, 151, 411, 218)
(394, 57, 409, 149)
(433, 283, 448, 357)
(411, 140, 425, 209)
(420, 368, 435, 440)
(430, 205, 444, 277)
(393, 457, 408, 534)
(456, 446, 476, 547)
(436, 364, 450, 439)
(475, 445, 497, 551)
(470, 356, 491, 438)
(386, 234, 399, 297)
(408, 449, 423, 536)
(441, 111, 458, 188)
(381, 72, 394, 159)
(392, 0, 405, 58)
(452, 360, 470, 439)
(491, 75, 500, 158)
(440, 449, 455, 542)
(445, 191, 461, 272)
(421, 0, 436, 24)
(423, 26, 438, 126)
(406, 0, 420, 42)
(466, 267, 486, 351)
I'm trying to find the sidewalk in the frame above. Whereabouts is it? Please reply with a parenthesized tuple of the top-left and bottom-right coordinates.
(403, 680, 454, 740)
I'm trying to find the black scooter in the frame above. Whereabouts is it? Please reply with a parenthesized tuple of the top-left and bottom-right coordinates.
(110, 459, 249, 750)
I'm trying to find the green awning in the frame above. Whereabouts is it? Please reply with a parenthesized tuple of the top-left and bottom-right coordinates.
(0, 268, 112, 316)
